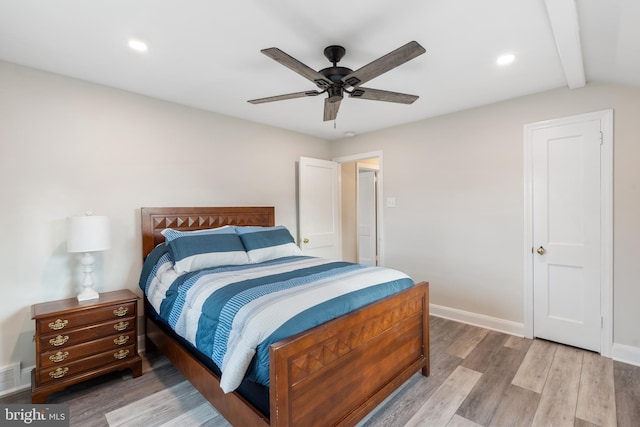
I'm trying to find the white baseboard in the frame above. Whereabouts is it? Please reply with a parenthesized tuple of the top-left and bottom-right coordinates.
(430, 303, 525, 337)
(430, 304, 640, 367)
(612, 343, 640, 367)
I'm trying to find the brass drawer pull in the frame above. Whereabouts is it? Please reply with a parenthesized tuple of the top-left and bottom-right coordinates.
(113, 321, 129, 332)
(114, 349, 129, 360)
(48, 319, 68, 330)
(49, 351, 69, 363)
(113, 306, 128, 317)
(49, 335, 69, 347)
(49, 367, 69, 379)
(114, 335, 129, 346)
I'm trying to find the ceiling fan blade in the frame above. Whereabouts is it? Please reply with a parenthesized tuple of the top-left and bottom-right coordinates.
(261, 47, 333, 89)
(349, 87, 419, 104)
(323, 97, 342, 121)
(248, 90, 321, 104)
(341, 41, 426, 87)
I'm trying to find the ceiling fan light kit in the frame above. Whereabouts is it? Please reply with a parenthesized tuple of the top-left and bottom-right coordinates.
(248, 41, 426, 122)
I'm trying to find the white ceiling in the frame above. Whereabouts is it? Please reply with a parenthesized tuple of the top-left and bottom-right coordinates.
(0, 0, 638, 141)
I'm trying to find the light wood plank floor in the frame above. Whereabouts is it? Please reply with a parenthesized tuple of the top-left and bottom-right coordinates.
(2, 316, 639, 426)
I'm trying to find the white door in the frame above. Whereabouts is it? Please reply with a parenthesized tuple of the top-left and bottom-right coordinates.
(531, 119, 602, 352)
(298, 157, 341, 259)
(357, 167, 377, 265)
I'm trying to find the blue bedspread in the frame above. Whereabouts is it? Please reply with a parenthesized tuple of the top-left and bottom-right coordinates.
(140, 244, 414, 392)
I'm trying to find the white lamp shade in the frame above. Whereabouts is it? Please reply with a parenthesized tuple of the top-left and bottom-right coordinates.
(67, 215, 110, 253)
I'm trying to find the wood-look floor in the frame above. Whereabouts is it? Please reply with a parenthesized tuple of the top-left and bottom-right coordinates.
(2, 316, 639, 426)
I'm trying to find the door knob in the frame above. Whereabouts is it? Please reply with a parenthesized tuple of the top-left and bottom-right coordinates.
(303, 238, 309, 244)
(537, 246, 546, 255)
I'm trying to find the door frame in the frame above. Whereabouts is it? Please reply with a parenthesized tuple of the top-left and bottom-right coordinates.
(523, 109, 613, 357)
(333, 151, 385, 266)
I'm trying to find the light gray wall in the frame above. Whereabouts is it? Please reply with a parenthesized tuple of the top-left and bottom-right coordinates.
(331, 83, 640, 351)
(0, 60, 331, 367)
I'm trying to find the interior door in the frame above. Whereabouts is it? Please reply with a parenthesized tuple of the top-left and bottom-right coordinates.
(298, 157, 341, 259)
(531, 119, 602, 352)
(357, 166, 377, 265)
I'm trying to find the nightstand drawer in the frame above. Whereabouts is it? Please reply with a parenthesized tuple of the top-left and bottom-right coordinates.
(36, 301, 136, 334)
(38, 316, 135, 352)
(40, 331, 136, 368)
(38, 344, 136, 385)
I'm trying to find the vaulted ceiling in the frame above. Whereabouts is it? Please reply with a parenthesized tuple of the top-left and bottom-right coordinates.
(0, 0, 638, 140)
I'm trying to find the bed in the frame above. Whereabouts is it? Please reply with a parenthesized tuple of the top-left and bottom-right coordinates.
(140, 206, 429, 426)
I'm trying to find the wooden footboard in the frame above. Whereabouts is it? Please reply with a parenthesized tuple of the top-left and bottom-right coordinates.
(270, 281, 429, 426)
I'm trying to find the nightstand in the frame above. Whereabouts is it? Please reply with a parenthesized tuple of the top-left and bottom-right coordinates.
(31, 289, 143, 403)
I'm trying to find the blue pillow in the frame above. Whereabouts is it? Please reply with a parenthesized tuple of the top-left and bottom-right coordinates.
(235, 225, 303, 263)
(162, 227, 249, 273)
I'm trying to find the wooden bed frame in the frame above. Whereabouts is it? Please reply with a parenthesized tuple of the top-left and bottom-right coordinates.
(141, 206, 429, 426)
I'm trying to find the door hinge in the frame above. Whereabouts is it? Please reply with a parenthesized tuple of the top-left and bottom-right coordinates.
(601, 316, 604, 328)
(600, 131, 604, 145)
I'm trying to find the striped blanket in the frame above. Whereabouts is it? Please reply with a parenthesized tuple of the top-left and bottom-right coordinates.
(140, 245, 414, 393)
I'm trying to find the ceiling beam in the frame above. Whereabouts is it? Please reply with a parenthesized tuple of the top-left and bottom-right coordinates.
(544, 0, 586, 89)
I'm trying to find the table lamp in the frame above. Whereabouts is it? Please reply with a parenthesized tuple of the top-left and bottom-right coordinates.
(67, 213, 110, 301)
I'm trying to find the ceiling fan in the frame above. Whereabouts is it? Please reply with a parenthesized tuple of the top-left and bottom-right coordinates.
(248, 41, 426, 121)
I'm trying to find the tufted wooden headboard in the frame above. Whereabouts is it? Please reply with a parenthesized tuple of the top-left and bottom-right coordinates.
(140, 206, 275, 258)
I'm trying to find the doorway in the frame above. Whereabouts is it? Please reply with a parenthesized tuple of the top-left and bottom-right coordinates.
(334, 151, 384, 266)
(524, 110, 613, 356)
(357, 163, 379, 265)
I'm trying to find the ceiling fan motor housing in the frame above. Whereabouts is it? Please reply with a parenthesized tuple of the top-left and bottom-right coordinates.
(320, 66, 353, 84)
(321, 46, 356, 88)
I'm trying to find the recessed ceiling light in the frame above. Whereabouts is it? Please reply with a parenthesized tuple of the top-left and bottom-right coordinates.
(344, 131, 357, 137)
(496, 54, 515, 66)
(128, 39, 148, 52)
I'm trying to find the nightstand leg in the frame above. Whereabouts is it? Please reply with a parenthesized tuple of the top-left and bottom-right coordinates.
(131, 360, 143, 378)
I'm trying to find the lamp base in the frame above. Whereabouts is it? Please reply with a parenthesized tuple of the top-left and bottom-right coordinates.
(77, 287, 99, 302)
